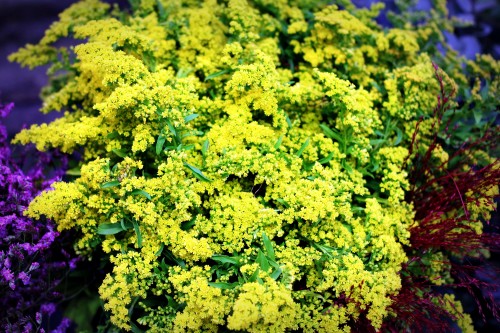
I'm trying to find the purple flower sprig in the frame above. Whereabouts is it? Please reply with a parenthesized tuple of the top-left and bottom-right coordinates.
(0, 100, 76, 333)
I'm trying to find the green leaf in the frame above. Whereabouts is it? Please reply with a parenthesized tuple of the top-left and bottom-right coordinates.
(184, 113, 199, 123)
(262, 232, 275, 261)
(295, 138, 310, 157)
(156, 134, 166, 155)
(97, 222, 124, 235)
(166, 119, 178, 141)
(131, 323, 144, 333)
(165, 250, 186, 268)
(393, 126, 403, 146)
(120, 218, 133, 231)
(204, 69, 229, 81)
(276, 198, 289, 208)
(202, 139, 209, 156)
(112, 148, 127, 158)
(342, 160, 353, 173)
(473, 110, 482, 125)
(370, 139, 386, 146)
(212, 255, 240, 265)
(181, 218, 196, 231)
(270, 267, 282, 280)
(318, 152, 335, 164)
(181, 130, 204, 139)
(274, 135, 283, 150)
(106, 131, 119, 139)
(131, 219, 142, 248)
(320, 124, 343, 143)
(156, 0, 167, 21)
(285, 113, 293, 128)
(184, 162, 211, 182)
(255, 249, 270, 271)
(248, 267, 260, 282)
(101, 180, 120, 189)
(155, 243, 164, 257)
(208, 282, 238, 289)
(180, 144, 195, 151)
(159, 258, 169, 272)
(176, 68, 193, 78)
(66, 167, 81, 176)
(130, 189, 152, 200)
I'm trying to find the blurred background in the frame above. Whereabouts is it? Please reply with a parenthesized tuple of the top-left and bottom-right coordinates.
(1, 0, 499, 332)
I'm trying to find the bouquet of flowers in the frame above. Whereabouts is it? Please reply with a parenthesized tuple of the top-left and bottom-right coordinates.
(6, 0, 499, 331)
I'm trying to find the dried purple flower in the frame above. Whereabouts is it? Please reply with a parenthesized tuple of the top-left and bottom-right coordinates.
(0, 100, 77, 332)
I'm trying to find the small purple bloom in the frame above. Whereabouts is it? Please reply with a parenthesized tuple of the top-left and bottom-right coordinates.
(18, 271, 30, 285)
(40, 303, 56, 316)
(0, 100, 76, 332)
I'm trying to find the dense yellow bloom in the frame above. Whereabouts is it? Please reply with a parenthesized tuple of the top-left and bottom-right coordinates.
(12, 0, 499, 331)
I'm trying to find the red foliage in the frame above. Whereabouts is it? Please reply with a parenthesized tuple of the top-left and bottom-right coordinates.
(387, 63, 500, 330)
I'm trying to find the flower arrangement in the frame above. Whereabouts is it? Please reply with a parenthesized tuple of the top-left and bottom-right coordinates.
(6, 0, 499, 332)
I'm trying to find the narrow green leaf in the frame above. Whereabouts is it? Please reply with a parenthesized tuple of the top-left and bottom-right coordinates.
(166, 119, 177, 140)
(274, 135, 284, 150)
(276, 198, 289, 208)
(130, 189, 152, 200)
(101, 180, 120, 189)
(255, 249, 270, 272)
(204, 69, 229, 81)
(112, 148, 127, 158)
(176, 68, 193, 78)
(268, 258, 280, 270)
(249, 267, 260, 282)
(120, 219, 133, 230)
(295, 138, 310, 157)
(106, 131, 119, 139)
(155, 243, 164, 257)
(262, 232, 275, 261)
(181, 130, 204, 139)
(201, 139, 209, 156)
(208, 282, 238, 289)
(97, 222, 124, 235)
(181, 218, 196, 231)
(156, 134, 166, 155)
(131, 322, 144, 333)
(342, 160, 353, 173)
(66, 167, 81, 176)
(159, 258, 169, 272)
(285, 114, 293, 128)
(370, 139, 386, 146)
(320, 124, 344, 144)
(472, 110, 482, 125)
(394, 127, 403, 146)
(184, 162, 211, 182)
(131, 220, 142, 248)
(212, 255, 240, 265)
(270, 267, 282, 280)
(184, 113, 199, 123)
(165, 250, 186, 268)
(180, 144, 195, 151)
(156, 0, 167, 21)
(318, 152, 335, 164)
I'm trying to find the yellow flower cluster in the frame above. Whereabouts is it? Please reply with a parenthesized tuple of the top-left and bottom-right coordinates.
(12, 0, 499, 331)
